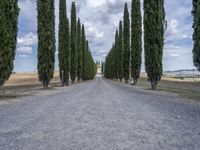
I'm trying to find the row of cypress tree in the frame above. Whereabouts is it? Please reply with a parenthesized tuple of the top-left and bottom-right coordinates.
(0, 0, 95, 88)
(37, 0, 96, 88)
(104, 0, 165, 90)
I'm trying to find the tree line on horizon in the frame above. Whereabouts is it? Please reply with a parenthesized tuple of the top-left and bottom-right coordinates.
(0, 0, 96, 88)
(104, 0, 199, 90)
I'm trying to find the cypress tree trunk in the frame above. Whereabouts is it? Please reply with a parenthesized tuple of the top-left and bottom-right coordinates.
(144, 0, 165, 90)
(58, 0, 70, 86)
(70, 2, 77, 84)
(82, 25, 86, 81)
(0, 0, 19, 87)
(123, 3, 130, 84)
(37, 0, 55, 88)
(77, 18, 82, 82)
(118, 21, 124, 82)
(131, 0, 142, 85)
(192, 0, 200, 71)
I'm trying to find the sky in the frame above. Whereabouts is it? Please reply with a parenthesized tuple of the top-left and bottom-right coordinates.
(15, 0, 195, 72)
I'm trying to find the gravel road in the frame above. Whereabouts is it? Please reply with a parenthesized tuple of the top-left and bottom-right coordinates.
(0, 76, 200, 150)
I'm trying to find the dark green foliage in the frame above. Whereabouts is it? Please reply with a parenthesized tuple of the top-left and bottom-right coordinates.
(131, 0, 142, 85)
(81, 25, 86, 81)
(0, 0, 19, 87)
(58, 0, 70, 86)
(123, 3, 130, 84)
(104, 24, 124, 81)
(81, 26, 96, 81)
(70, 2, 77, 83)
(101, 62, 104, 75)
(143, 0, 165, 89)
(192, 0, 200, 71)
(114, 30, 119, 80)
(84, 41, 96, 80)
(37, 0, 55, 88)
(77, 18, 82, 82)
(104, 46, 115, 79)
(118, 21, 124, 82)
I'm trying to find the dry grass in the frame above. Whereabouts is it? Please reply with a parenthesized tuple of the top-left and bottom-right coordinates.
(138, 75, 200, 101)
(5, 71, 60, 86)
(0, 71, 61, 100)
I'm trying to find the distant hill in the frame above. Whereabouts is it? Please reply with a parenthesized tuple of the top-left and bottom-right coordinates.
(164, 69, 200, 77)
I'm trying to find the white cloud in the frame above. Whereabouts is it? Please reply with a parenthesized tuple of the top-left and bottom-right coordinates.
(17, 46, 33, 54)
(87, 0, 106, 8)
(17, 32, 37, 46)
(167, 19, 179, 35)
(19, 54, 29, 58)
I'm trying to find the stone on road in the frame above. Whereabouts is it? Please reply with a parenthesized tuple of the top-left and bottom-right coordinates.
(0, 76, 200, 150)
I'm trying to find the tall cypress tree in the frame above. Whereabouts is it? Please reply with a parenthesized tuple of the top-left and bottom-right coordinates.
(70, 2, 77, 83)
(82, 25, 86, 81)
(123, 3, 130, 84)
(37, 0, 55, 88)
(114, 30, 119, 80)
(131, 0, 142, 85)
(58, 0, 70, 86)
(101, 62, 104, 75)
(192, 0, 200, 71)
(0, 0, 19, 87)
(144, 0, 165, 89)
(77, 18, 82, 82)
(118, 20, 124, 82)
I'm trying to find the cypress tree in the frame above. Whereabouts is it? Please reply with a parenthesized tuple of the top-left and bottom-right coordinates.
(131, 0, 142, 85)
(70, 2, 77, 84)
(123, 3, 130, 84)
(114, 30, 119, 80)
(77, 18, 82, 82)
(82, 25, 86, 81)
(58, 0, 70, 86)
(144, 0, 165, 89)
(104, 45, 115, 79)
(37, 0, 55, 88)
(101, 62, 104, 75)
(118, 21, 124, 82)
(0, 0, 19, 87)
(192, 0, 200, 71)
(84, 40, 96, 80)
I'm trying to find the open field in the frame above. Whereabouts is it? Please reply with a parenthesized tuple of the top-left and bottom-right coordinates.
(0, 72, 61, 100)
(138, 74, 200, 101)
(5, 71, 60, 86)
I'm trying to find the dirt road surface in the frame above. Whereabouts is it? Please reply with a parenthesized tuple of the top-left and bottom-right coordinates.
(0, 76, 200, 150)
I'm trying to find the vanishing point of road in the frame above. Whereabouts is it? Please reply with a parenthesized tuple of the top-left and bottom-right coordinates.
(0, 76, 200, 150)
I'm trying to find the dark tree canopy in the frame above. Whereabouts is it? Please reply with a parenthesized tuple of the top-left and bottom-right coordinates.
(123, 3, 130, 83)
(144, 0, 165, 89)
(70, 2, 77, 83)
(192, 0, 200, 71)
(77, 18, 82, 82)
(0, 0, 19, 87)
(118, 21, 124, 82)
(131, 0, 142, 85)
(37, 0, 56, 88)
(58, 0, 70, 86)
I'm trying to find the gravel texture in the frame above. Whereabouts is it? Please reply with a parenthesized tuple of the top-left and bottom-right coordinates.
(0, 76, 200, 150)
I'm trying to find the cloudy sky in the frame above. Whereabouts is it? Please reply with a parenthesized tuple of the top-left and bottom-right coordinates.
(15, 0, 194, 72)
